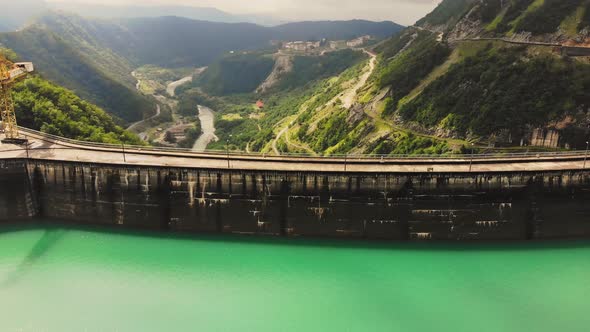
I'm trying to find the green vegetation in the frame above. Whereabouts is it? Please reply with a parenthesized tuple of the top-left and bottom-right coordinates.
(373, 31, 451, 115)
(297, 63, 365, 124)
(515, 0, 583, 34)
(34, 13, 137, 87)
(373, 29, 417, 60)
(177, 125, 202, 149)
(275, 50, 366, 90)
(0, 47, 17, 61)
(368, 132, 450, 155)
(560, 4, 587, 36)
(308, 109, 350, 151)
(474, 0, 504, 23)
(133, 65, 194, 95)
(493, 0, 536, 33)
(0, 27, 151, 122)
(177, 89, 223, 116)
(580, 2, 590, 31)
(399, 45, 590, 138)
(197, 53, 274, 95)
(13, 77, 142, 144)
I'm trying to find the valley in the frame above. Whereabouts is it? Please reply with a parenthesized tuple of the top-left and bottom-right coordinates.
(2, 0, 590, 157)
(129, 70, 207, 149)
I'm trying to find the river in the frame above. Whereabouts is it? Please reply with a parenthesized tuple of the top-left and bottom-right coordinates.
(192, 105, 218, 152)
(0, 224, 588, 332)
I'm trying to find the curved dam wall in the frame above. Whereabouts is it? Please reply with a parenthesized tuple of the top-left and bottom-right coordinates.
(1, 159, 590, 241)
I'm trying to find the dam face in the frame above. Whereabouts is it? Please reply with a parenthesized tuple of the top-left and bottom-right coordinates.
(2, 159, 590, 240)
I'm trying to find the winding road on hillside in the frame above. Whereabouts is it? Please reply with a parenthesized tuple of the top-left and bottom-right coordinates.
(166, 76, 193, 97)
(127, 71, 168, 136)
(272, 49, 377, 155)
(341, 49, 377, 109)
(126, 104, 161, 138)
(128, 70, 163, 139)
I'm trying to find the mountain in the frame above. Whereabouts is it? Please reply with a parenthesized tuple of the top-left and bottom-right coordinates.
(47, 3, 240, 22)
(13, 76, 142, 144)
(0, 26, 152, 123)
(202, 0, 590, 156)
(418, 0, 590, 41)
(47, 2, 285, 26)
(196, 53, 276, 96)
(272, 20, 405, 40)
(372, 0, 590, 151)
(29, 13, 403, 68)
(194, 49, 368, 96)
(0, 12, 403, 124)
(2, 48, 140, 143)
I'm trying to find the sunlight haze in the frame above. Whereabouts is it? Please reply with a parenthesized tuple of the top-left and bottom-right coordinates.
(46, 0, 441, 25)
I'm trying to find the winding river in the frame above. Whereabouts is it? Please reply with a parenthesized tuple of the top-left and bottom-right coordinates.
(129, 71, 217, 150)
(166, 75, 218, 152)
(192, 105, 218, 152)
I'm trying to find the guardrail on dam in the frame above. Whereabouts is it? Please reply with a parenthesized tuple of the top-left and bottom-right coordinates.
(1, 157, 589, 241)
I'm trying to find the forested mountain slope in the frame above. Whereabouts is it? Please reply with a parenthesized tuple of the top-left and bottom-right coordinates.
(233, 0, 590, 156)
(13, 76, 142, 144)
(420, 0, 590, 42)
(377, 0, 590, 150)
(0, 26, 151, 123)
(1, 49, 140, 144)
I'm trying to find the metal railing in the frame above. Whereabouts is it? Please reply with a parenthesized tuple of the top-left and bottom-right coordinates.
(8, 127, 590, 162)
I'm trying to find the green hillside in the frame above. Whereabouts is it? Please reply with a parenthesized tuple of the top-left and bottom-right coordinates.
(399, 45, 590, 138)
(0, 27, 151, 123)
(13, 76, 142, 144)
(276, 50, 367, 91)
(417, 0, 590, 36)
(514, 0, 582, 33)
(205, 0, 590, 156)
(197, 53, 275, 95)
(184, 49, 367, 98)
(34, 13, 137, 87)
(373, 30, 451, 113)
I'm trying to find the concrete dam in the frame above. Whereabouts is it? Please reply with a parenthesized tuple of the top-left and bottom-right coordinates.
(2, 156, 590, 241)
(1, 128, 590, 240)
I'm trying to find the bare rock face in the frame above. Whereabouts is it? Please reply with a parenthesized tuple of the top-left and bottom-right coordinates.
(347, 104, 365, 124)
(446, 4, 486, 42)
(256, 55, 293, 94)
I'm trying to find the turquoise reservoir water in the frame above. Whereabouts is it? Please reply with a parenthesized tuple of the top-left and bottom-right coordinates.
(0, 225, 589, 332)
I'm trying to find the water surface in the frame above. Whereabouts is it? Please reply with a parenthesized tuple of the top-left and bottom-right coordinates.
(1, 224, 588, 332)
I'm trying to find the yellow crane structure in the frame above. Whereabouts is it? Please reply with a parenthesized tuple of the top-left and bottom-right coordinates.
(0, 56, 34, 144)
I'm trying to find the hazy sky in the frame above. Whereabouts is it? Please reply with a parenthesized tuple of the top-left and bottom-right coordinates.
(46, 0, 441, 25)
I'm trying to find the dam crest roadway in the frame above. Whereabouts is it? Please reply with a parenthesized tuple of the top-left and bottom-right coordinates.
(1, 127, 590, 174)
